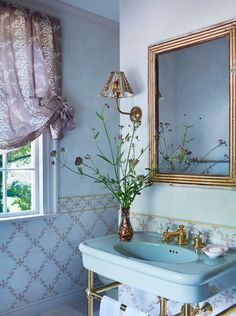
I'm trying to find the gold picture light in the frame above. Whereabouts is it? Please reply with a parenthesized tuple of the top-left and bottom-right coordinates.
(100, 71, 142, 123)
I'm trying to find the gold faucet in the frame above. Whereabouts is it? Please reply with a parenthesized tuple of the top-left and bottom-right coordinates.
(162, 225, 188, 245)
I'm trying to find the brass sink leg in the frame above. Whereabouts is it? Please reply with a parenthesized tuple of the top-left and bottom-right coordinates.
(86, 269, 121, 315)
(87, 270, 94, 316)
(160, 297, 168, 316)
(183, 303, 192, 316)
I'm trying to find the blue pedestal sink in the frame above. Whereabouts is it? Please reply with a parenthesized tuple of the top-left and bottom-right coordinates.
(79, 231, 236, 303)
(114, 242, 199, 263)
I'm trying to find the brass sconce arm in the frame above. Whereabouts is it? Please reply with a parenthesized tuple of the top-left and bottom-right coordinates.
(115, 97, 142, 123)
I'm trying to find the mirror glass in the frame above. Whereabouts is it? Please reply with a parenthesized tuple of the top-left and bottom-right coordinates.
(149, 21, 236, 186)
(158, 37, 229, 175)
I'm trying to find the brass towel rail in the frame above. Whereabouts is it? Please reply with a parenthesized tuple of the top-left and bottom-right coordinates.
(88, 289, 127, 312)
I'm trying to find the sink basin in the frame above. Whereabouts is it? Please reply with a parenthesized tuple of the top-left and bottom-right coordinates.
(114, 242, 199, 263)
(79, 231, 236, 303)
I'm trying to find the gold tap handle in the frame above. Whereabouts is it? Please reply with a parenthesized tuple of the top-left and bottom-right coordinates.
(163, 227, 170, 235)
(192, 233, 203, 249)
(162, 227, 171, 242)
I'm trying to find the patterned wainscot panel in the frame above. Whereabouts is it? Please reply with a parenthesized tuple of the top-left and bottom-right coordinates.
(0, 193, 118, 314)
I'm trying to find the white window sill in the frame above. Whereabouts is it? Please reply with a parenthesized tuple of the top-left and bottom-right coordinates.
(0, 213, 57, 223)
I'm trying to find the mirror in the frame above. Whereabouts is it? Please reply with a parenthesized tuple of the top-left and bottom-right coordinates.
(149, 20, 236, 186)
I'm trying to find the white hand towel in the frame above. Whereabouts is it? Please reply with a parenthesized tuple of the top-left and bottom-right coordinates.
(124, 306, 148, 316)
(99, 295, 121, 316)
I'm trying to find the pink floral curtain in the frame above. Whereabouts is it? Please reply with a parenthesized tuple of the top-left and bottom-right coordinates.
(0, 1, 74, 150)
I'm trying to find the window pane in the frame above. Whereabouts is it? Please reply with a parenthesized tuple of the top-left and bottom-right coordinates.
(7, 144, 32, 168)
(0, 171, 2, 213)
(7, 171, 32, 212)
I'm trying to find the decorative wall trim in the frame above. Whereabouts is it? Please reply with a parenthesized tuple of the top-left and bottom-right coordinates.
(130, 212, 236, 247)
(131, 211, 236, 231)
(59, 193, 119, 213)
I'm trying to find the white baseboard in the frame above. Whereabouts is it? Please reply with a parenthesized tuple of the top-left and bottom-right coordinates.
(0, 288, 90, 316)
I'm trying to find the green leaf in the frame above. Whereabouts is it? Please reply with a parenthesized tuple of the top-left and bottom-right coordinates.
(96, 112, 104, 120)
(97, 154, 113, 165)
(94, 131, 100, 139)
(94, 180, 102, 183)
(116, 151, 125, 163)
(77, 167, 83, 175)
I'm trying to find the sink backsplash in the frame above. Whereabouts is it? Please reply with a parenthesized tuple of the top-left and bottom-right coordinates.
(130, 211, 236, 247)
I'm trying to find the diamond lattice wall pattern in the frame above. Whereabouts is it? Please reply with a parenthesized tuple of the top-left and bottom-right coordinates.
(0, 193, 119, 314)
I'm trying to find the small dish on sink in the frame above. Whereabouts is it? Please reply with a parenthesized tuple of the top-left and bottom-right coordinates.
(202, 245, 228, 259)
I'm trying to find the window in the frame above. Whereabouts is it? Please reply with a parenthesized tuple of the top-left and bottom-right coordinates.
(0, 133, 58, 219)
(0, 4, 73, 220)
(1, 142, 35, 215)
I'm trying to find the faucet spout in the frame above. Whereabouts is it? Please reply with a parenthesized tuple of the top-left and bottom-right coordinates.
(162, 225, 188, 245)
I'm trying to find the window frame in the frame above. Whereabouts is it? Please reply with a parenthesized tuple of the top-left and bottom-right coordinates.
(0, 131, 58, 219)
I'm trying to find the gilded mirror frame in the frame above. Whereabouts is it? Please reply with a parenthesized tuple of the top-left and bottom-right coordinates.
(149, 20, 236, 186)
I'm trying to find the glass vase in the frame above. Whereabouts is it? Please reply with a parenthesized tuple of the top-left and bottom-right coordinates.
(118, 207, 133, 241)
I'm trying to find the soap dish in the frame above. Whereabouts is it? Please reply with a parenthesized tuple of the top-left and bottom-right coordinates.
(202, 245, 228, 259)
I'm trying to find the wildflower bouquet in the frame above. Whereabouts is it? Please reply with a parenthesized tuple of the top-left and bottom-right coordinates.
(51, 105, 152, 240)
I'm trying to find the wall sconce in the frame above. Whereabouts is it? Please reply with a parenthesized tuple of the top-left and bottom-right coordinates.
(100, 71, 142, 122)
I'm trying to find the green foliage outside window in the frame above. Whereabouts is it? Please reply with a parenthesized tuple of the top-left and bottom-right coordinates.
(7, 181, 31, 210)
(8, 145, 31, 166)
(0, 144, 31, 213)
